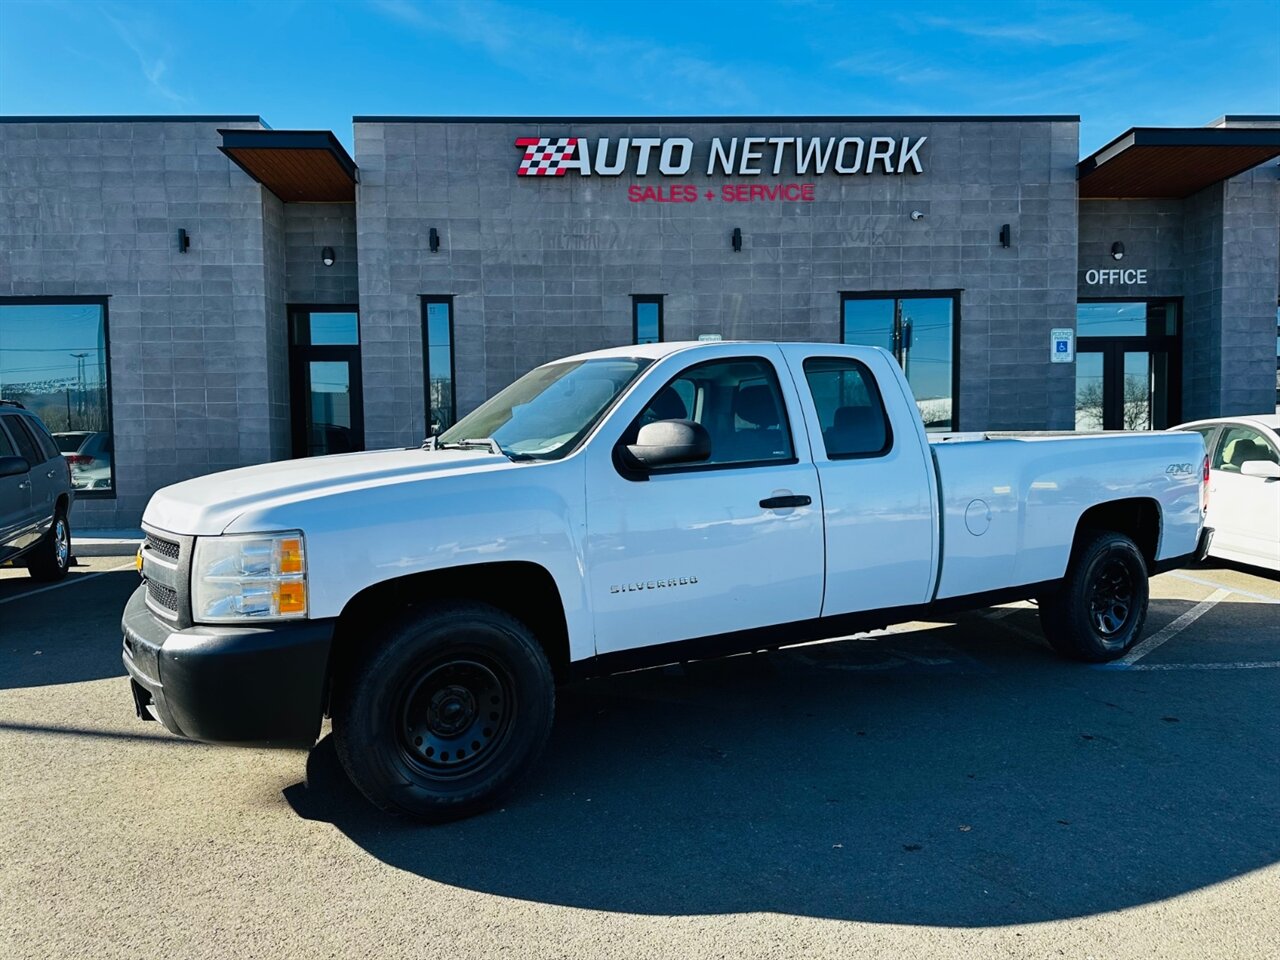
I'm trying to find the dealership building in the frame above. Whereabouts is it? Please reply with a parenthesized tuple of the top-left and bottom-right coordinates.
(1, 113, 1279, 531)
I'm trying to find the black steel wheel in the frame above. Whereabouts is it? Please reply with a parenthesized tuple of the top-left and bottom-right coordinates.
(1088, 557, 1136, 637)
(396, 654, 515, 779)
(1039, 529, 1149, 662)
(333, 601, 555, 821)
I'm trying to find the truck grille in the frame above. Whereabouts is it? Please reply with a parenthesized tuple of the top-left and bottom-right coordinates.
(146, 581, 179, 616)
(145, 533, 180, 562)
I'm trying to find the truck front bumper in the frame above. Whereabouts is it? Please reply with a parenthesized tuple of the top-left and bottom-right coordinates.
(121, 584, 335, 747)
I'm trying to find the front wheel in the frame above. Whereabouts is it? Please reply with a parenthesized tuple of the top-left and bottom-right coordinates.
(332, 602, 555, 821)
(1038, 530, 1149, 662)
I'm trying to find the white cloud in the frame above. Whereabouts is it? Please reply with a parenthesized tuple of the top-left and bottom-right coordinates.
(101, 6, 189, 105)
(367, 0, 753, 110)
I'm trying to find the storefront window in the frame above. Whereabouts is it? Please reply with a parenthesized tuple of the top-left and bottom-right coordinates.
(0, 299, 114, 495)
(842, 293, 956, 431)
(422, 297, 455, 434)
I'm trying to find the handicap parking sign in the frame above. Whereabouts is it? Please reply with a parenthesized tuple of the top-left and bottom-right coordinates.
(1049, 328, 1075, 363)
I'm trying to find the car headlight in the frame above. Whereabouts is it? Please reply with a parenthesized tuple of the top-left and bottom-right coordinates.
(191, 532, 307, 622)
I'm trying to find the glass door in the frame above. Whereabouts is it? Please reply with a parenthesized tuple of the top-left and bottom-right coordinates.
(843, 292, 957, 430)
(1075, 300, 1180, 431)
(289, 307, 364, 457)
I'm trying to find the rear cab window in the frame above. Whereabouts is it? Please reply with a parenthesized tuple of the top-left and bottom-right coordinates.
(802, 357, 893, 459)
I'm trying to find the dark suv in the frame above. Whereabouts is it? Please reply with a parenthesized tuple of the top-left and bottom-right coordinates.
(0, 401, 75, 580)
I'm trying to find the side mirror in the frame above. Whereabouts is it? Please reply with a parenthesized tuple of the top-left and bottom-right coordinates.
(0, 455, 30, 479)
(1240, 459, 1280, 480)
(625, 419, 712, 469)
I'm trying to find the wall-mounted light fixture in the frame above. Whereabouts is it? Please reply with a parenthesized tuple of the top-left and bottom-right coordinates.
(177, 228, 190, 253)
(429, 227, 440, 253)
(1111, 241, 1125, 261)
(999, 224, 1011, 248)
(731, 227, 742, 252)
(321, 246, 335, 267)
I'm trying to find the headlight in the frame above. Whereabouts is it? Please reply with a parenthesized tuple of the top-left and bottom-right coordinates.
(191, 532, 307, 622)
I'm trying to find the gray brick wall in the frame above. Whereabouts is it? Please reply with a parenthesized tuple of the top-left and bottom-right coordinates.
(0, 118, 283, 530)
(1078, 199, 1184, 297)
(284, 203, 359, 305)
(355, 118, 1081, 447)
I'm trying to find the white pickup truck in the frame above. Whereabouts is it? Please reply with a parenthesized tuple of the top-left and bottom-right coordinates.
(124, 341, 1211, 820)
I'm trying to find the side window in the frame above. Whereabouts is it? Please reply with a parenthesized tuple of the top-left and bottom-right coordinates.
(633, 357, 795, 468)
(7, 416, 45, 466)
(803, 357, 892, 458)
(1214, 425, 1280, 473)
(0, 420, 17, 458)
(25, 417, 61, 463)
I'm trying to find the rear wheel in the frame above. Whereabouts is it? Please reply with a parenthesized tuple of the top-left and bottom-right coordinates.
(332, 601, 555, 821)
(26, 510, 70, 582)
(1038, 530, 1149, 662)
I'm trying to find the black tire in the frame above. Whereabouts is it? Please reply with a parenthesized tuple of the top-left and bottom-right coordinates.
(1038, 529, 1149, 662)
(332, 601, 555, 821)
(26, 509, 71, 582)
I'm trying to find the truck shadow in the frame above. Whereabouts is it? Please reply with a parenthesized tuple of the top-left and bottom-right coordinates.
(286, 602, 1280, 926)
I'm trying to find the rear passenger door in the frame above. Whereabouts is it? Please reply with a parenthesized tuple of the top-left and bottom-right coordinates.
(8, 415, 60, 535)
(0, 417, 36, 556)
(779, 345, 938, 616)
(584, 347, 825, 655)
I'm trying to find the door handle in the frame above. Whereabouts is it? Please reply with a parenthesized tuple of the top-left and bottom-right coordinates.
(760, 494, 811, 509)
(18, 480, 31, 490)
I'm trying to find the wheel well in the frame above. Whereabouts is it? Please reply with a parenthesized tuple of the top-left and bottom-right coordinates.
(326, 561, 571, 709)
(56, 494, 69, 518)
(1074, 498, 1161, 565)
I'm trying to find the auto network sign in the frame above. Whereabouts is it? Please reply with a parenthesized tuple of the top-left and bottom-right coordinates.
(515, 134, 927, 203)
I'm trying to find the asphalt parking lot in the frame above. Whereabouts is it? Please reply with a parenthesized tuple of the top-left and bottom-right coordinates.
(1, 555, 1277, 959)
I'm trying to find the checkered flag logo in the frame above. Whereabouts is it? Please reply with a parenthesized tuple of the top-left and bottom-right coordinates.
(515, 137, 580, 176)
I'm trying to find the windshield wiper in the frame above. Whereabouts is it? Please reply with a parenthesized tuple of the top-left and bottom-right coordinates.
(436, 437, 503, 454)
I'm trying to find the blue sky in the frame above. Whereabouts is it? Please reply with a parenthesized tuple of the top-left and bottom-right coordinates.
(1, 0, 1276, 154)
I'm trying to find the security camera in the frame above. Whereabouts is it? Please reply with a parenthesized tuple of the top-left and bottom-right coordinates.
(910, 210, 925, 221)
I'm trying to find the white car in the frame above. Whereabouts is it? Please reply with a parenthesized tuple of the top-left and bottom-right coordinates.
(1173, 415, 1280, 571)
(125, 341, 1209, 820)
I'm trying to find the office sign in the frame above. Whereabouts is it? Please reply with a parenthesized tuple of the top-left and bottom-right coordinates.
(1084, 268, 1148, 285)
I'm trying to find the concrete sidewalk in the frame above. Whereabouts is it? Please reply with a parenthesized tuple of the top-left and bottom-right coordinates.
(72, 529, 142, 558)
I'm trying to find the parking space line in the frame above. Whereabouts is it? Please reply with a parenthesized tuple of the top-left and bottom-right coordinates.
(1125, 661, 1280, 671)
(1168, 571, 1280, 604)
(1114, 588, 1231, 666)
(0, 560, 136, 606)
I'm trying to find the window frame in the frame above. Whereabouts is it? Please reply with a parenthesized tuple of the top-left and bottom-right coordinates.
(420, 295, 457, 435)
(802, 356, 895, 460)
(632, 295, 664, 346)
(617, 354, 800, 478)
(0, 295, 115, 498)
(840, 290, 960, 431)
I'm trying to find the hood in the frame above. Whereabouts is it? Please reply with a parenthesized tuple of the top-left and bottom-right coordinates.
(143, 447, 511, 536)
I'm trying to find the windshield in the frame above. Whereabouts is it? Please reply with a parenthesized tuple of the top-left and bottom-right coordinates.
(437, 357, 652, 460)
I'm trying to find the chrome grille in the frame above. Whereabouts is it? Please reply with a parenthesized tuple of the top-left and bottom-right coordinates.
(146, 533, 180, 562)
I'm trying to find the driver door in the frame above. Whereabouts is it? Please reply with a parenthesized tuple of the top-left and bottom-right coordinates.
(583, 347, 825, 655)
